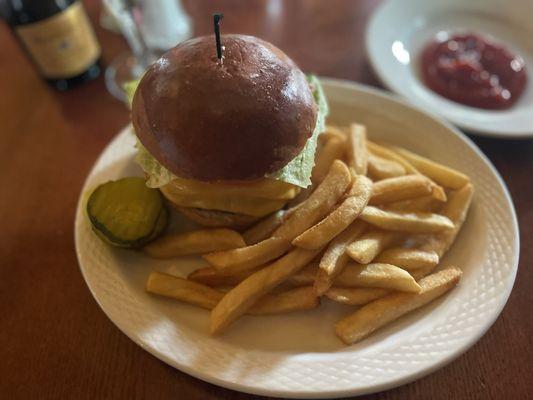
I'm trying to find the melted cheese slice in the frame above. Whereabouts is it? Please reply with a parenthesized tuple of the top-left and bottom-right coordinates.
(166, 176, 299, 200)
(160, 178, 298, 217)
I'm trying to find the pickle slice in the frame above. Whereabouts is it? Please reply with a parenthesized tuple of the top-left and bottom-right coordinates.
(87, 177, 168, 248)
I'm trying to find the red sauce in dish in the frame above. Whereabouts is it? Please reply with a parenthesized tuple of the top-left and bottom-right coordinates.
(420, 33, 527, 109)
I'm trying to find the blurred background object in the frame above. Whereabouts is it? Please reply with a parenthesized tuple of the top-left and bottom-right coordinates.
(1, 0, 101, 90)
(136, 0, 191, 51)
(366, 0, 533, 137)
(102, 0, 192, 101)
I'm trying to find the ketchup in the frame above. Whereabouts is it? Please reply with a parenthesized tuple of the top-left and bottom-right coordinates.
(420, 33, 527, 110)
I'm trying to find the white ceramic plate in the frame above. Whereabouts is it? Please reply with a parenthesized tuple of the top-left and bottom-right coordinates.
(366, 0, 533, 138)
(75, 79, 519, 398)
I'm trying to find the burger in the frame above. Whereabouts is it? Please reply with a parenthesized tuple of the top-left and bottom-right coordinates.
(127, 34, 328, 229)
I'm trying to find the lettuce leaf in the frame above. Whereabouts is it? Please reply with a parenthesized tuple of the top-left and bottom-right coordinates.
(135, 141, 176, 188)
(124, 79, 139, 108)
(129, 75, 328, 188)
(268, 75, 328, 187)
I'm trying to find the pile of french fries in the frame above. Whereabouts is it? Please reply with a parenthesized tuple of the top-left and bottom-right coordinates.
(144, 123, 474, 344)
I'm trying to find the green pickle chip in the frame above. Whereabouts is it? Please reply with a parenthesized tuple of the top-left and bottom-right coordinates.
(87, 177, 167, 248)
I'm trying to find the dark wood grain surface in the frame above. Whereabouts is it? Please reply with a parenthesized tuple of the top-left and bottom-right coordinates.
(0, 1, 531, 399)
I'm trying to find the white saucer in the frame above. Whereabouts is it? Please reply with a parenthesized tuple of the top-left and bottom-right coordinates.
(366, 0, 533, 138)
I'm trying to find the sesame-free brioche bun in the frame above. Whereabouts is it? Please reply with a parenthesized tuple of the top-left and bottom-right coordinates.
(132, 34, 317, 182)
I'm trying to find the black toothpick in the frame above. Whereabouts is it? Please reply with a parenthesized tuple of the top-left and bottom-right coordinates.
(213, 13, 224, 60)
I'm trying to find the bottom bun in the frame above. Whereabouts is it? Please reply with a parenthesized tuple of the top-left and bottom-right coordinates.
(176, 206, 259, 230)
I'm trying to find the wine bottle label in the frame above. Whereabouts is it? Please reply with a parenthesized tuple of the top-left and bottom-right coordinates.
(15, 2, 100, 79)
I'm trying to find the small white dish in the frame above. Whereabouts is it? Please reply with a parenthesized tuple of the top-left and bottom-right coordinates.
(75, 79, 519, 398)
(366, 0, 533, 138)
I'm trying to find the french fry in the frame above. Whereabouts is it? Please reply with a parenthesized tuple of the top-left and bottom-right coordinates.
(346, 230, 398, 264)
(440, 183, 474, 222)
(315, 221, 366, 294)
(370, 175, 437, 205)
(248, 286, 319, 315)
(431, 185, 447, 202)
(282, 204, 300, 219)
(177, 261, 420, 301)
(293, 175, 372, 250)
(274, 160, 352, 239)
(421, 183, 474, 257)
(367, 141, 419, 174)
(292, 196, 365, 249)
(287, 262, 319, 286)
(144, 229, 245, 258)
(360, 206, 454, 233)
(368, 141, 447, 201)
(335, 267, 463, 344)
(242, 210, 286, 245)
(187, 263, 318, 287)
(203, 236, 290, 275)
(203, 161, 351, 274)
(385, 195, 442, 213)
(320, 126, 347, 143)
(410, 264, 435, 281)
(339, 167, 362, 201)
(334, 263, 421, 292)
(352, 174, 373, 202)
(210, 247, 322, 334)
(311, 138, 345, 184)
(147, 272, 319, 315)
(367, 154, 406, 180)
(325, 287, 388, 305)
(347, 123, 368, 175)
(390, 146, 470, 189)
(375, 247, 439, 270)
(187, 267, 253, 287)
(146, 272, 223, 309)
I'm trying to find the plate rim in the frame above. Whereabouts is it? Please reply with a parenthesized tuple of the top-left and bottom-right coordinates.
(365, 0, 533, 139)
(74, 78, 520, 398)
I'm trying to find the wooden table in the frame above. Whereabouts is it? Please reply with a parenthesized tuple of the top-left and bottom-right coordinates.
(1, 1, 531, 399)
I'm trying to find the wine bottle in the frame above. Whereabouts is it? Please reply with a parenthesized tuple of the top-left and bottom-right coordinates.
(2, 0, 102, 90)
